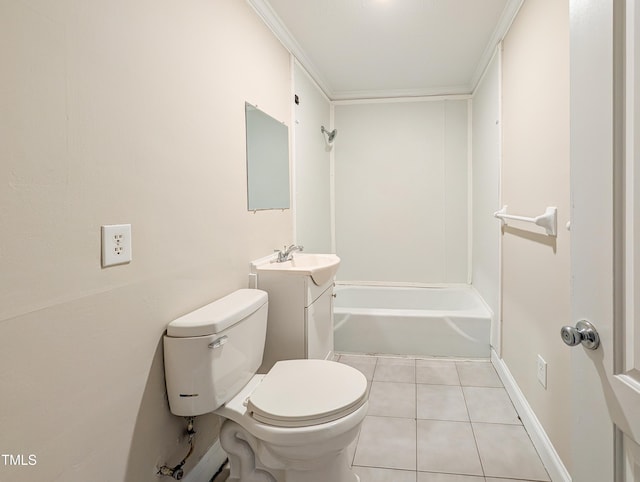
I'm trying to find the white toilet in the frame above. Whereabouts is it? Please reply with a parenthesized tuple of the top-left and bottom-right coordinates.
(163, 288, 368, 482)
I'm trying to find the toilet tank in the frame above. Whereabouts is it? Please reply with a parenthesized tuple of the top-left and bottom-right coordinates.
(163, 289, 268, 416)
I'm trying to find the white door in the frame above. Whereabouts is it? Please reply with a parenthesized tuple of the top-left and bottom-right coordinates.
(570, 0, 640, 481)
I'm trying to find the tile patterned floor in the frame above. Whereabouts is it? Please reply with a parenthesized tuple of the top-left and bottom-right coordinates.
(212, 355, 551, 482)
(340, 354, 551, 482)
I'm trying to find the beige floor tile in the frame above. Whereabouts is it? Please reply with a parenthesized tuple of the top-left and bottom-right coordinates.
(417, 473, 485, 482)
(333, 358, 549, 482)
(368, 381, 416, 418)
(416, 384, 468, 422)
(354, 415, 417, 470)
(456, 361, 502, 387)
(473, 423, 550, 481)
(374, 357, 416, 383)
(416, 360, 461, 385)
(353, 466, 417, 482)
(339, 354, 377, 380)
(416, 420, 483, 476)
(463, 386, 520, 424)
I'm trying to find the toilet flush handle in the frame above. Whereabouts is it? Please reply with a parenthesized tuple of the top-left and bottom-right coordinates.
(209, 335, 228, 349)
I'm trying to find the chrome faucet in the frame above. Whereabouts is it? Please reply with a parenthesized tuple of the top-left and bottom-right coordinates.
(274, 244, 304, 263)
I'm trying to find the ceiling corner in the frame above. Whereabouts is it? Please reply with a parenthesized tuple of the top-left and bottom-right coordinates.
(247, 0, 335, 99)
(469, 0, 525, 92)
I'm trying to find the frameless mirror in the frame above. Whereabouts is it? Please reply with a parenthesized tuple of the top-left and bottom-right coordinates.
(245, 103, 290, 211)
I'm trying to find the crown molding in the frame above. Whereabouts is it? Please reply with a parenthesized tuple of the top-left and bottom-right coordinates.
(330, 84, 473, 102)
(247, 0, 335, 98)
(469, 0, 524, 92)
(248, 0, 523, 102)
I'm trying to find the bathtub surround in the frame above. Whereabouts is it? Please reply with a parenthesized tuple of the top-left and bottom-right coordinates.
(292, 62, 332, 253)
(0, 1, 292, 481)
(334, 98, 469, 284)
(471, 51, 502, 350)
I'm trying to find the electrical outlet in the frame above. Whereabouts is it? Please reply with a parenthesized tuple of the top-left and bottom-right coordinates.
(101, 224, 132, 267)
(537, 354, 547, 389)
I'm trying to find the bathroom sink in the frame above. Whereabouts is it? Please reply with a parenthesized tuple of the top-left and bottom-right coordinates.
(257, 253, 340, 286)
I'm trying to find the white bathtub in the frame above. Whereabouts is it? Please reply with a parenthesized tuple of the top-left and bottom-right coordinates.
(333, 285, 491, 358)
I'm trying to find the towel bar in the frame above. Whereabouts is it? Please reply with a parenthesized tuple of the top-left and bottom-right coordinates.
(493, 205, 557, 236)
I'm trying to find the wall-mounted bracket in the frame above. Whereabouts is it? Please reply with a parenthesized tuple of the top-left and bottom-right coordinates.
(493, 205, 558, 236)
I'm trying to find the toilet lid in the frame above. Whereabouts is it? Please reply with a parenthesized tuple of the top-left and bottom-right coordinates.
(247, 359, 368, 428)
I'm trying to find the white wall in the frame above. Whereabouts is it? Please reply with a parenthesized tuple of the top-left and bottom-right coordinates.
(0, 1, 292, 481)
(472, 52, 502, 346)
(500, 0, 571, 471)
(334, 99, 469, 284)
(293, 63, 332, 252)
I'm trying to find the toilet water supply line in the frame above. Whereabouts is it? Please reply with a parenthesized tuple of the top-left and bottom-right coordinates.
(158, 416, 196, 480)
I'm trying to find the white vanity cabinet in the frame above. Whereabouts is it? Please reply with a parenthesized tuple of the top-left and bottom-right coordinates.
(257, 271, 335, 373)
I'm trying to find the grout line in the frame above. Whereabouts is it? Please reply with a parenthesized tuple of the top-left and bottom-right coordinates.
(467, 413, 486, 478)
(460, 384, 473, 424)
(457, 361, 487, 478)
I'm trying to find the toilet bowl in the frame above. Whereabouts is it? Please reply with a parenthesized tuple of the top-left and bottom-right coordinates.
(163, 289, 368, 482)
(218, 362, 368, 482)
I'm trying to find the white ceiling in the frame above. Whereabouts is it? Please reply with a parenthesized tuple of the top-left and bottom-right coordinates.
(248, 0, 523, 100)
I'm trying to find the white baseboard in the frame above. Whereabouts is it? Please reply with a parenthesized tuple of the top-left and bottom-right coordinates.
(491, 349, 571, 482)
(183, 440, 227, 482)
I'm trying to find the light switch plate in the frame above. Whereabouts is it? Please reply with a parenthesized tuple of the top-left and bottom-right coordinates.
(101, 224, 132, 267)
(537, 354, 547, 389)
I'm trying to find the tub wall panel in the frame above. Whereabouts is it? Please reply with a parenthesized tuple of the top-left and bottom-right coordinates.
(334, 100, 469, 284)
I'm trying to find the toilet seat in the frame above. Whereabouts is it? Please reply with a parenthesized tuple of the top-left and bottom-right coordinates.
(247, 359, 368, 428)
